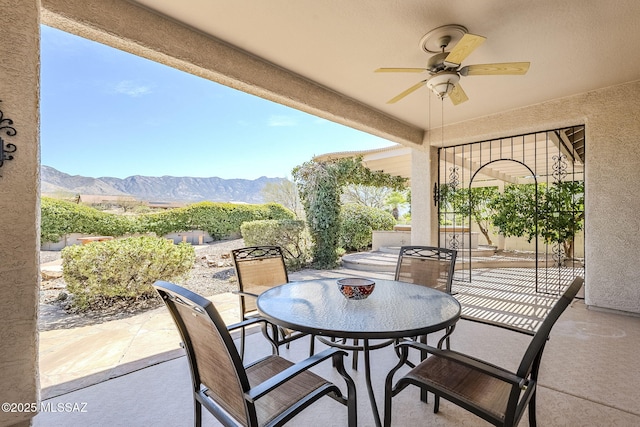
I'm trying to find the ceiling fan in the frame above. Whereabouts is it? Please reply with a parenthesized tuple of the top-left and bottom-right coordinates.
(375, 24, 530, 105)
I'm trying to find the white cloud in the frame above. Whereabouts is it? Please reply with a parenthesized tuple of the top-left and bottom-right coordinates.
(267, 115, 297, 127)
(114, 80, 153, 97)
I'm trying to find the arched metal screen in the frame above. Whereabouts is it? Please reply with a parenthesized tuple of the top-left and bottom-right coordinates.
(437, 126, 585, 294)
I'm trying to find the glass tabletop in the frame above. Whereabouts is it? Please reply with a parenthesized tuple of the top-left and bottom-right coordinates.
(257, 278, 461, 339)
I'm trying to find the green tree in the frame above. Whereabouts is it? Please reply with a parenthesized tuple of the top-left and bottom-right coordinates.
(292, 157, 406, 268)
(489, 181, 584, 258)
(440, 185, 500, 245)
(384, 190, 410, 220)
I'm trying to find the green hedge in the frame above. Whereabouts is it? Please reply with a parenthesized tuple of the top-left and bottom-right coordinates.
(41, 197, 140, 243)
(41, 197, 295, 243)
(240, 219, 309, 270)
(62, 236, 195, 310)
(139, 201, 295, 239)
(339, 204, 396, 251)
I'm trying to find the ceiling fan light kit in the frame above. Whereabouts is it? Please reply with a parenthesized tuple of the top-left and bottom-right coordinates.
(376, 23, 530, 105)
(426, 72, 459, 98)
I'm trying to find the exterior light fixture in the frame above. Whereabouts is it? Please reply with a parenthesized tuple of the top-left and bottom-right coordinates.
(0, 101, 17, 174)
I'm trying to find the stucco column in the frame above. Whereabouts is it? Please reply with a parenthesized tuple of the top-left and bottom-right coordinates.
(410, 146, 439, 246)
(0, 1, 40, 426)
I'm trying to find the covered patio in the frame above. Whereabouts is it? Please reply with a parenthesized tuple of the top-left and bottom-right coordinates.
(34, 287, 640, 426)
(2, 1, 640, 426)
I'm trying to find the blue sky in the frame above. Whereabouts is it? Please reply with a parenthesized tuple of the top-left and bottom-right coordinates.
(40, 26, 396, 180)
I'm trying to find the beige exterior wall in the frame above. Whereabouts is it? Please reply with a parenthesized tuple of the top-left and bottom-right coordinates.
(0, 2, 40, 426)
(413, 80, 640, 314)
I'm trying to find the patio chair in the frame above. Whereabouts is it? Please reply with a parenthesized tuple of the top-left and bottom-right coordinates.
(383, 275, 584, 427)
(394, 245, 458, 293)
(351, 246, 459, 371)
(232, 246, 314, 359)
(154, 281, 358, 427)
(396, 245, 458, 351)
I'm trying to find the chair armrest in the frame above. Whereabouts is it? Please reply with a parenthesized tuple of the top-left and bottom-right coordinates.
(397, 340, 526, 387)
(460, 314, 536, 336)
(231, 290, 260, 299)
(226, 317, 267, 333)
(244, 347, 347, 402)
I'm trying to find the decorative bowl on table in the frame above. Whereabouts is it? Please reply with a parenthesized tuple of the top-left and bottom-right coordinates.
(337, 278, 375, 300)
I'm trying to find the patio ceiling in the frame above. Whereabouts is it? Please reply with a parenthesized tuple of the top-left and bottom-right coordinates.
(130, 0, 640, 145)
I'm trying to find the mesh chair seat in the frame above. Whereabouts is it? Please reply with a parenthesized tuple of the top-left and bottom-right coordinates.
(404, 355, 512, 421)
(245, 355, 328, 425)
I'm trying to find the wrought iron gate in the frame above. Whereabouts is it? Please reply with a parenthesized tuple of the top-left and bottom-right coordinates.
(437, 126, 585, 294)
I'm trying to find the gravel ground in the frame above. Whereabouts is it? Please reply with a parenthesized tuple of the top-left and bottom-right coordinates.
(38, 238, 246, 331)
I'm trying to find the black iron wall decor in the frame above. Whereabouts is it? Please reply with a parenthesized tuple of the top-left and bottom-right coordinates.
(0, 100, 17, 175)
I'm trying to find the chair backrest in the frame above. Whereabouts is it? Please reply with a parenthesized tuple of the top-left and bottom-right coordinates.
(394, 246, 457, 293)
(516, 276, 584, 380)
(232, 246, 288, 313)
(154, 281, 254, 425)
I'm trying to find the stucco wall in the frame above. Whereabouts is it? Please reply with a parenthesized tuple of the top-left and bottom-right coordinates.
(418, 80, 640, 314)
(0, 2, 40, 426)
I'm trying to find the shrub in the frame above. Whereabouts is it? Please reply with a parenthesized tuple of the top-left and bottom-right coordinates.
(138, 202, 295, 239)
(240, 219, 310, 270)
(339, 204, 396, 251)
(41, 197, 140, 243)
(41, 197, 295, 243)
(62, 236, 195, 311)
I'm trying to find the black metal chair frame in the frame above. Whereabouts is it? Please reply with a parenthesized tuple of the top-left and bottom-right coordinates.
(232, 246, 314, 359)
(383, 276, 584, 427)
(154, 281, 357, 427)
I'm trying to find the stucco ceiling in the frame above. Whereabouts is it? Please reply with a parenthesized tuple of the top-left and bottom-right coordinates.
(132, 0, 640, 134)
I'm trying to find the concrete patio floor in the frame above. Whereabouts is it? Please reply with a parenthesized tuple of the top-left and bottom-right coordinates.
(35, 297, 640, 426)
(35, 257, 639, 426)
(38, 266, 395, 399)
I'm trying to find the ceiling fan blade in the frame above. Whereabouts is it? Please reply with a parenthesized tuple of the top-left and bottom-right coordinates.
(387, 80, 427, 104)
(443, 33, 486, 66)
(449, 83, 469, 106)
(459, 62, 530, 76)
(375, 67, 428, 73)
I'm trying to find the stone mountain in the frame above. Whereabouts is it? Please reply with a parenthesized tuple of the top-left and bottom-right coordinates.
(41, 165, 285, 204)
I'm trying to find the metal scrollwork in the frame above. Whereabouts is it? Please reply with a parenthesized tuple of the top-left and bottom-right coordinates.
(0, 100, 17, 172)
(552, 242, 565, 268)
(448, 166, 460, 189)
(448, 233, 460, 250)
(552, 154, 567, 182)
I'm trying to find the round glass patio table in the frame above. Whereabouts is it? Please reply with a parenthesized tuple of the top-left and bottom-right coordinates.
(257, 278, 461, 427)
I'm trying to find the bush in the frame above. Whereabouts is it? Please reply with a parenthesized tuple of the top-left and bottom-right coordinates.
(41, 197, 140, 243)
(240, 219, 310, 270)
(41, 197, 295, 243)
(339, 204, 396, 251)
(62, 236, 195, 311)
(138, 202, 295, 239)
